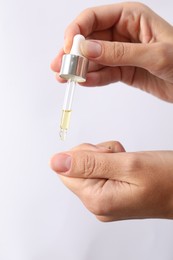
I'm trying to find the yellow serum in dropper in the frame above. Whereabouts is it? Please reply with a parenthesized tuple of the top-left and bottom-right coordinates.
(59, 79, 76, 141)
(60, 110, 72, 130)
(59, 110, 72, 141)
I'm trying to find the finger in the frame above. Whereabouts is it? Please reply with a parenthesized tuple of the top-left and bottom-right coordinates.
(70, 143, 112, 153)
(64, 4, 123, 53)
(50, 50, 103, 84)
(87, 28, 114, 42)
(88, 61, 103, 72)
(59, 175, 86, 194)
(70, 141, 125, 153)
(50, 150, 140, 182)
(59, 174, 137, 220)
(80, 40, 156, 69)
(50, 48, 69, 83)
(50, 48, 64, 72)
(80, 66, 121, 87)
(55, 73, 67, 83)
(59, 175, 100, 194)
(80, 66, 136, 87)
(96, 215, 115, 222)
(96, 140, 126, 152)
(50, 141, 125, 177)
(59, 176, 111, 215)
(80, 40, 173, 78)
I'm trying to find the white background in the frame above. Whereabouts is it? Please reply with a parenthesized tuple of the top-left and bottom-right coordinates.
(0, 0, 173, 259)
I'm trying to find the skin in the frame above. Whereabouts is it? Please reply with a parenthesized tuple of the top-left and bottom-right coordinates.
(50, 2, 173, 221)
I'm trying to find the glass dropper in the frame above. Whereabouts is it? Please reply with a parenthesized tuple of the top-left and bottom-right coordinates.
(59, 79, 76, 141)
(58, 34, 89, 141)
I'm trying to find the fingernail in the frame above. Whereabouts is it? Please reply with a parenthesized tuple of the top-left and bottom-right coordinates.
(50, 153, 71, 173)
(80, 40, 102, 58)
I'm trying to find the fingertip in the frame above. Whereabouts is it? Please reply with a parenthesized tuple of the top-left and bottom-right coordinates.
(50, 48, 64, 72)
(50, 59, 57, 72)
(64, 23, 84, 53)
(64, 29, 71, 52)
(49, 153, 72, 173)
(64, 40, 71, 54)
(64, 31, 74, 53)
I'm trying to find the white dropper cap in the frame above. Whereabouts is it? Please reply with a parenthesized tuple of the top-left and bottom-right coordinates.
(59, 34, 88, 82)
(70, 34, 85, 56)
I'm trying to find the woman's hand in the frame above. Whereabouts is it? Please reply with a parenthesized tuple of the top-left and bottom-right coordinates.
(50, 141, 173, 222)
(51, 2, 173, 102)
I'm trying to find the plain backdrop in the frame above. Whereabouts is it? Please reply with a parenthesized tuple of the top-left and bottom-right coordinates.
(0, 0, 173, 259)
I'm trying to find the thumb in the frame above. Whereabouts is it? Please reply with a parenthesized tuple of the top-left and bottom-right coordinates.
(50, 150, 130, 181)
(80, 39, 158, 70)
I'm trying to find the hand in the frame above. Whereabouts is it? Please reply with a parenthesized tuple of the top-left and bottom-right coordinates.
(50, 141, 173, 221)
(51, 2, 173, 102)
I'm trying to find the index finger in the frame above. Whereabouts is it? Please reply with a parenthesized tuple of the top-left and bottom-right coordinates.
(64, 3, 123, 53)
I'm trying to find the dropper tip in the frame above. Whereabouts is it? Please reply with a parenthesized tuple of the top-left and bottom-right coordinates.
(59, 128, 67, 141)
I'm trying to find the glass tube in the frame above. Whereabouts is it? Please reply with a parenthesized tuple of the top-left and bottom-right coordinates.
(59, 79, 76, 141)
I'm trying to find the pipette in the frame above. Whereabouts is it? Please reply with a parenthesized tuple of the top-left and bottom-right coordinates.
(59, 79, 76, 141)
(59, 34, 89, 141)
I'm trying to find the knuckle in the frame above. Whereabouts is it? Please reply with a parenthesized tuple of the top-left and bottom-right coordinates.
(98, 140, 125, 152)
(112, 42, 129, 63)
(124, 153, 143, 175)
(81, 7, 92, 15)
(127, 2, 150, 12)
(79, 8, 96, 26)
(151, 43, 172, 74)
(83, 152, 96, 177)
(113, 42, 125, 61)
(134, 2, 149, 10)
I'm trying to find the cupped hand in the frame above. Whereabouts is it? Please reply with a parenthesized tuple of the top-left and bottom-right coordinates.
(50, 141, 173, 221)
(51, 2, 173, 102)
